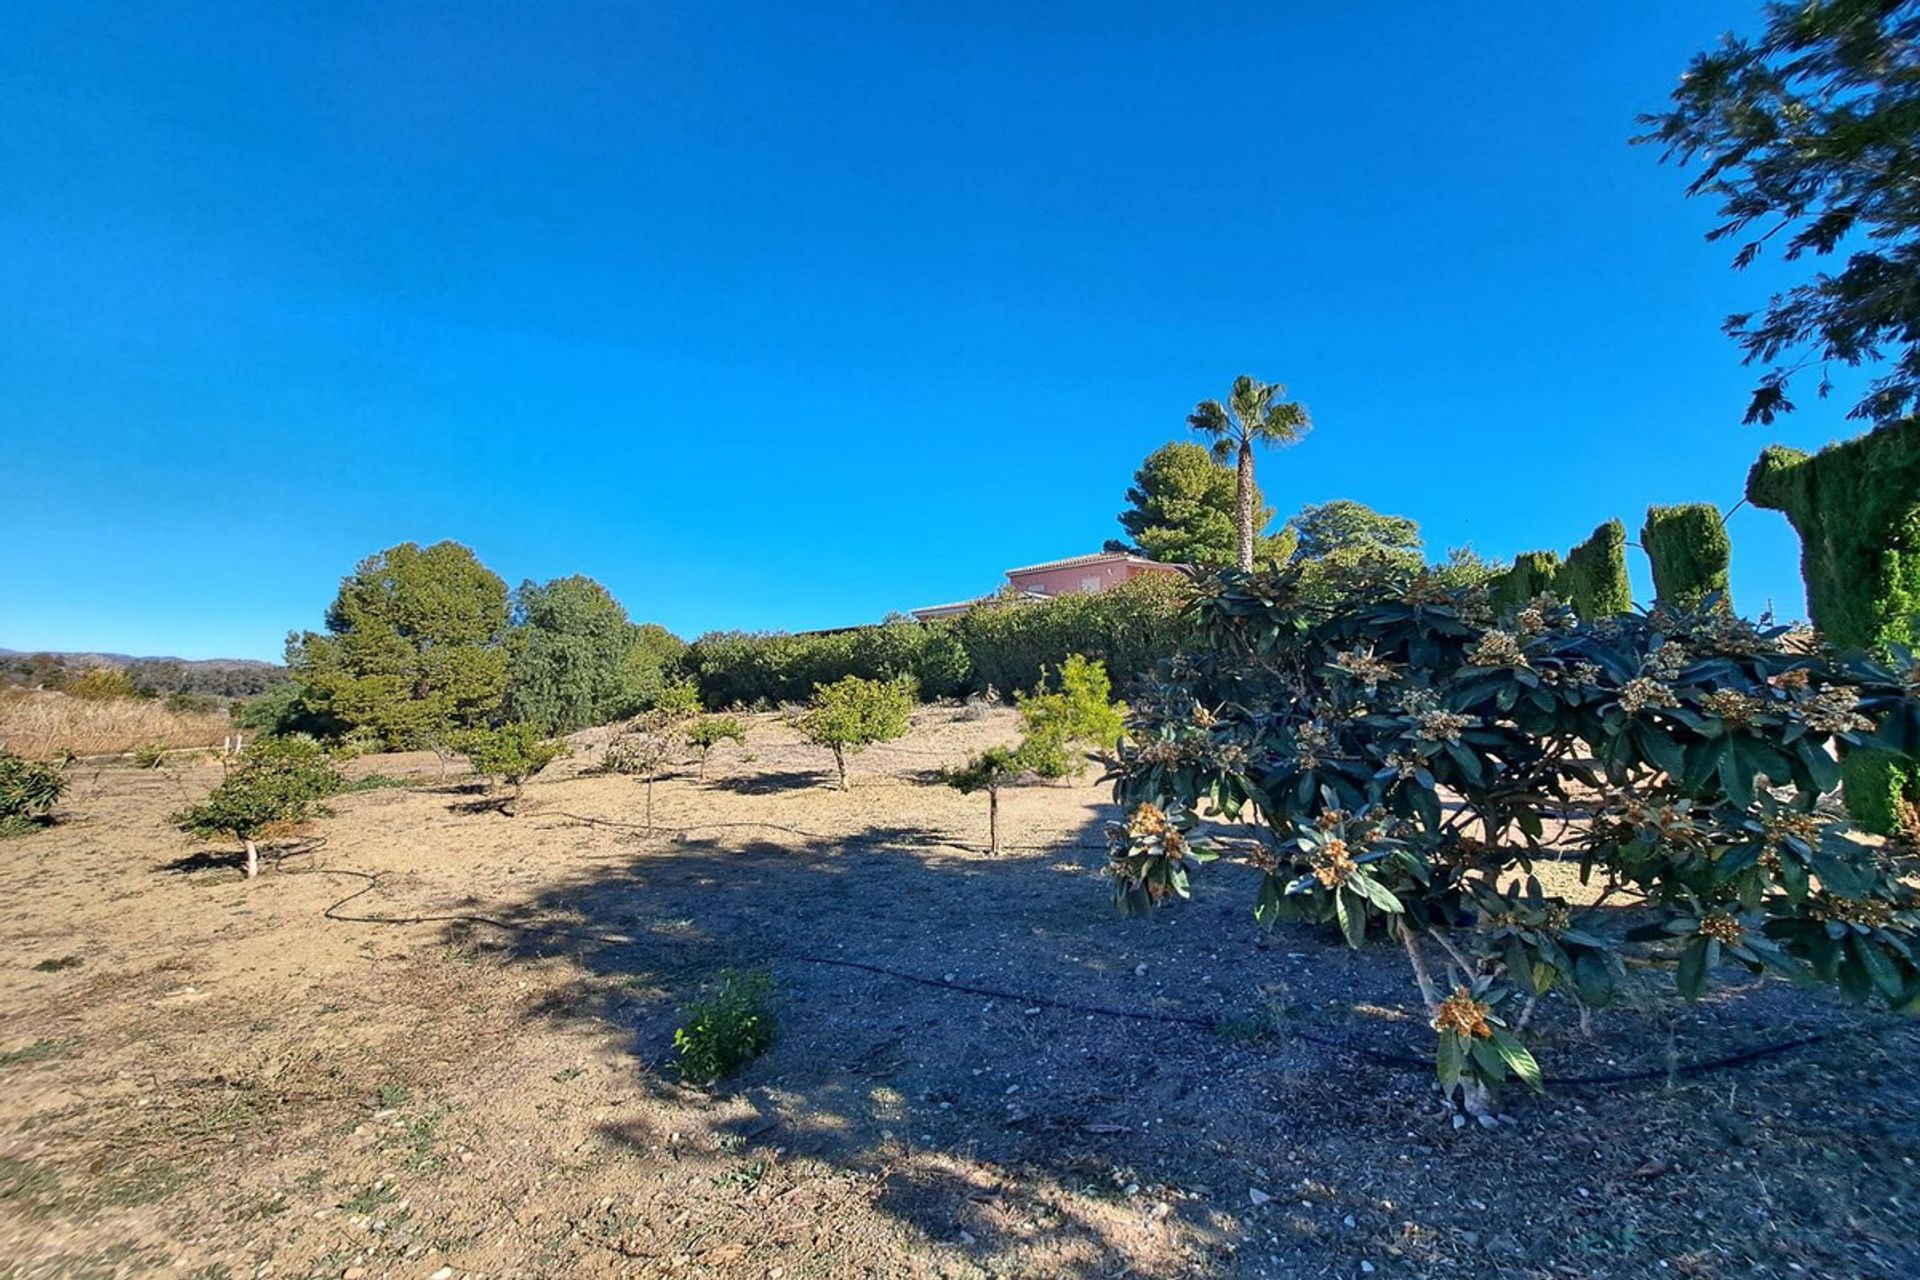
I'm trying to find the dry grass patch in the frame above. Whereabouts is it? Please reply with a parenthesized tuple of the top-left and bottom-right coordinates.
(0, 689, 230, 759)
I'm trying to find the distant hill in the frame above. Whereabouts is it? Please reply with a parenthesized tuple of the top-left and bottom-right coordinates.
(0, 649, 287, 698)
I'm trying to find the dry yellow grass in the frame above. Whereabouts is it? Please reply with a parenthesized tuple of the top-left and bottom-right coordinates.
(0, 689, 231, 759)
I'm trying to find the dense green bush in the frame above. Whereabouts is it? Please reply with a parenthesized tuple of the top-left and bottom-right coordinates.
(687, 579, 1186, 711)
(953, 575, 1187, 697)
(1555, 519, 1633, 618)
(505, 576, 676, 733)
(0, 751, 67, 835)
(794, 675, 914, 789)
(170, 736, 344, 878)
(1749, 422, 1920, 833)
(673, 969, 775, 1085)
(1642, 503, 1732, 612)
(686, 616, 970, 709)
(1488, 549, 1562, 617)
(1110, 565, 1920, 1118)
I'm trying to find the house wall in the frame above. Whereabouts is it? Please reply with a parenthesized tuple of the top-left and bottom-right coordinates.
(1005, 558, 1180, 598)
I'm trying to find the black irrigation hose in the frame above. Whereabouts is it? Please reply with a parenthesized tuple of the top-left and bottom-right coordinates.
(285, 859, 1907, 1091)
(537, 810, 1111, 855)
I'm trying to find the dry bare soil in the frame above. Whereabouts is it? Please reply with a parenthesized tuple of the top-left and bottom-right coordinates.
(2, 708, 1917, 1280)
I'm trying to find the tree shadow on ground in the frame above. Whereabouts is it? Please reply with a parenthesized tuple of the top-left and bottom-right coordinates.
(474, 810, 1920, 1279)
(704, 769, 827, 796)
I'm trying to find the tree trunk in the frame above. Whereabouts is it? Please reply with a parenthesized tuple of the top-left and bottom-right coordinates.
(1236, 440, 1257, 571)
(834, 747, 847, 790)
(646, 775, 655, 831)
(244, 838, 259, 880)
(988, 786, 999, 855)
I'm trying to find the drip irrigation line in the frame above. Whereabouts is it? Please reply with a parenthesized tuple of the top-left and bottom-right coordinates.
(283, 860, 1905, 1093)
(536, 810, 1110, 855)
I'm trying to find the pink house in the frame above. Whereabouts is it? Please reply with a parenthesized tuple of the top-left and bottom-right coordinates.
(910, 552, 1184, 621)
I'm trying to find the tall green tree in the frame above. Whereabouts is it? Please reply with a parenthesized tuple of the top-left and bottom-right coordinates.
(1187, 375, 1312, 570)
(1640, 0, 1920, 425)
(288, 541, 510, 748)
(1282, 501, 1424, 604)
(505, 576, 679, 733)
(1115, 441, 1294, 568)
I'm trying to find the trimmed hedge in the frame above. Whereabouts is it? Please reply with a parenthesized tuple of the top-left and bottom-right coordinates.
(1642, 503, 1732, 612)
(1748, 421, 1920, 833)
(1488, 520, 1633, 621)
(1489, 550, 1561, 617)
(1556, 519, 1633, 618)
(686, 577, 1187, 708)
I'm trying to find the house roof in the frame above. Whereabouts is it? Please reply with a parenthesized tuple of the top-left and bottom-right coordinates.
(908, 590, 1049, 619)
(1003, 551, 1180, 576)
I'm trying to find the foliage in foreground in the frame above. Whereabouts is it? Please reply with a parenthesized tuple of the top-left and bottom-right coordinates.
(794, 675, 914, 790)
(1108, 567, 1920, 1118)
(0, 751, 67, 835)
(170, 736, 345, 878)
(673, 969, 775, 1085)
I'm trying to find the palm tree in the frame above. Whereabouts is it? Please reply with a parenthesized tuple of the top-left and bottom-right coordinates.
(1187, 375, 1312, 571)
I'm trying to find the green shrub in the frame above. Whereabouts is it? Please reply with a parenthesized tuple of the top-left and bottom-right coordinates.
(0, 751, 66, 835)
(685, 715, 747, 781)
(953, 575, 1187, 697)
(1642, 503, 1732, 612)
(1111, 563, 1920, 1117)
(1749, 423, 1920, 832)
(685, 616, 970, 709)
(673, 969, 775, 1085)
(131, 742, 169, 769)
(451, 723, 569, 816)
(794, 675, 914, 789)
(1015, 654, 1127, 778)
(1554, 519, 1633, 618)
(169, 736, 345, 878)
(1488, 549, 1561, 617)
(506, 576, 667, 733)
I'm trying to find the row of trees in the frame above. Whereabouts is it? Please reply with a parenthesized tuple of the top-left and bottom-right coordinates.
(274, 542, 685, 749)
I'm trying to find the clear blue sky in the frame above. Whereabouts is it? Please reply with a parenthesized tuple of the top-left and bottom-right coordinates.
(1, 1, 1867, 661)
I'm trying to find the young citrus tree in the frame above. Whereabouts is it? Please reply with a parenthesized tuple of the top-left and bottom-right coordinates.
(453, 722, 569, 816)
(942, 742, 1058, 854)
(795, 675, 913, 790)
(603, 709, 686, 830)
(170, 736, 344, 878)
(1109, 566, 1920, 1121)
(685, 714, 747, 782)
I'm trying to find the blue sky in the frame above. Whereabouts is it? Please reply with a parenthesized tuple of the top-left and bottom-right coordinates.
(1, 1, 1867, 661)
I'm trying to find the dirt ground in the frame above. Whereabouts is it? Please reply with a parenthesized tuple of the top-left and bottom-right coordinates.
(2, 706, 1918, 1280)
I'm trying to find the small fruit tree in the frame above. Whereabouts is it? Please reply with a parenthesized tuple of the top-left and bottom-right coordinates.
(685, 715, 748, 782)
(794, 675, 913, 790)
(944, 743, 1051, 854)
(0, 751, 67, 836)
(453, 722, 569, 816)
(604, 708, 690, 830)
(1107, 567, 1920, 1118)
(170, 736, 344, 878)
